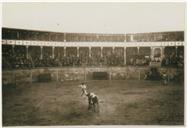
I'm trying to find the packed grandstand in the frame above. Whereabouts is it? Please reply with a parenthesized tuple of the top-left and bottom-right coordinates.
(2, 28, 184, 69)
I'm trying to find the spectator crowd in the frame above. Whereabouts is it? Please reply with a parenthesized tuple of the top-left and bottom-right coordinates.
(2, 45, 184, 70)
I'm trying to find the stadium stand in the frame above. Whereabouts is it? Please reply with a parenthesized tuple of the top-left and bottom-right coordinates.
(2, 28, 184, 69)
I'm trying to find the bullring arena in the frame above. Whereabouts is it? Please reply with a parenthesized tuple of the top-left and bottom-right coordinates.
(2, 27, 184, 125)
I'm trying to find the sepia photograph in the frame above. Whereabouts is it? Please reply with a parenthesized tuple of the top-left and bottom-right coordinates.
(1, 2, 185, 126)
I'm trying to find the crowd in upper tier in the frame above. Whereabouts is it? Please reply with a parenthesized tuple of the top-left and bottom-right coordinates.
(2, 28, 184, 42)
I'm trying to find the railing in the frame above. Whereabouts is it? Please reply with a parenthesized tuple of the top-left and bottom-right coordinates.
(2, 39, 184, 47)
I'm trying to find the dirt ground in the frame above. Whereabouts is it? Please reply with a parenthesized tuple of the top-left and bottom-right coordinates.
(2, 80, 184, 126)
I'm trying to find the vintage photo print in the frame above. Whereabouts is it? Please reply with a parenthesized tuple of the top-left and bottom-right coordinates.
(1, 2, 185, 126)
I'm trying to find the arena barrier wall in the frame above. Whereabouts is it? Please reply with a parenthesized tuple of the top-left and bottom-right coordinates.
(2, 67, 183, 85)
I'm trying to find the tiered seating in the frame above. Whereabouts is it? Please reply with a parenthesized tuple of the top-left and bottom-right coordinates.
(2, 45, 13, 69)
(102, 47, 113, 66)
(139, 47, 151, 65)
(65, 47, 80, 66)
(54, 47, 64, 66)
(90, 47, 102, 66)
(114, 47, 124, 66)
(13, 45, 32, 69)
(42, 47, 54, 67)
(2, 45, 184, 69)
(126, 32, 184, 42)
(28, 46, 41, 67)
(3, 28, 184, 42)
(2, 28, 184, 69)
(161, 46, 184, 67)
(126, 47, 138, 65)
(79, 47, 89, 65)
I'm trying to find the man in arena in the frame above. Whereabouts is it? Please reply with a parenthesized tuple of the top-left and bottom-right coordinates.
(78, 83, 87, 96)
(162, 71, 168, 85)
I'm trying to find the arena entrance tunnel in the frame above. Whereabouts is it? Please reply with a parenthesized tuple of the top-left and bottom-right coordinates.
(92, 72, 109, 80)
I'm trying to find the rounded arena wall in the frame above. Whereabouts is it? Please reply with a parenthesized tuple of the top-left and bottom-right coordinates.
(2, 66, 183, 85)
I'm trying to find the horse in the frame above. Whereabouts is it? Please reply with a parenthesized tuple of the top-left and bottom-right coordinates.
(85, 91, 99, 112)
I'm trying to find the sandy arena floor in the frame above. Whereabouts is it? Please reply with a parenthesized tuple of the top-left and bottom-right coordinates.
(2, 80, 184, 126)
